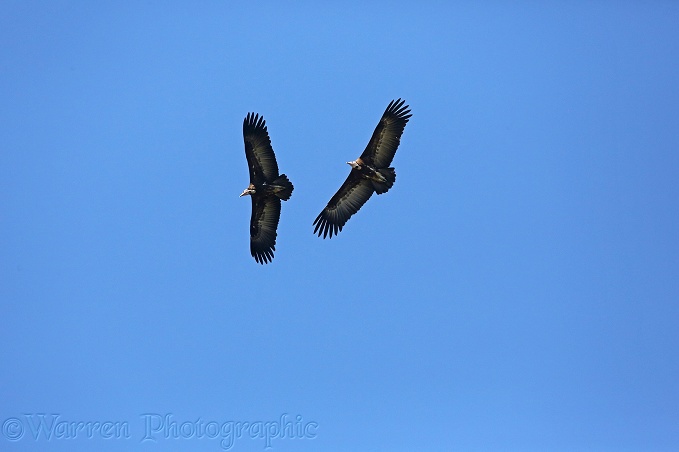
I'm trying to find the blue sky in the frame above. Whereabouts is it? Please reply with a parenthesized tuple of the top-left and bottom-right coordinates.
(2, 2, 678, 451)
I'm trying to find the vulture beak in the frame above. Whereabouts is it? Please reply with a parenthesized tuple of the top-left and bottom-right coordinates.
(239, 189, 249, 197)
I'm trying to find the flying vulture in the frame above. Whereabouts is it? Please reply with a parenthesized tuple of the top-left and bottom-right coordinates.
(313, 99, 411, 238)
(240, 113, 294, 264)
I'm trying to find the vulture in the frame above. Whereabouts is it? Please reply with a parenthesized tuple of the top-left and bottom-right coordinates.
(313, 99, 411, 238)
(240, 113, 294, 264)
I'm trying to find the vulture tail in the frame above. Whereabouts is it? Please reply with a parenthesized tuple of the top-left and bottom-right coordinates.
(273, 174, 294, 201)
(372, 167, 396, 194)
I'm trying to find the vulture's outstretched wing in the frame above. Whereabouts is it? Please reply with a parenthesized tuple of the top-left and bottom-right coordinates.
(250, 194, 281, 264)
(359, 99, 412, 168)
(243, 113, 279, 184)
(313, 172, 374, 238)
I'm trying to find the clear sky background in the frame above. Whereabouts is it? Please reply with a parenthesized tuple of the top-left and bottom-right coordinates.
(2, 2, 678, 451)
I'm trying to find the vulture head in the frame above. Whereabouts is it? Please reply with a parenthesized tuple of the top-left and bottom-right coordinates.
(346, 160, 362, 170)
(239, 184, 256, 197)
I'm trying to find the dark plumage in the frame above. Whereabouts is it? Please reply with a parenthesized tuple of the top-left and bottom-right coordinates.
(240, 113, 294, 264)
(313, 99, 411, 238)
